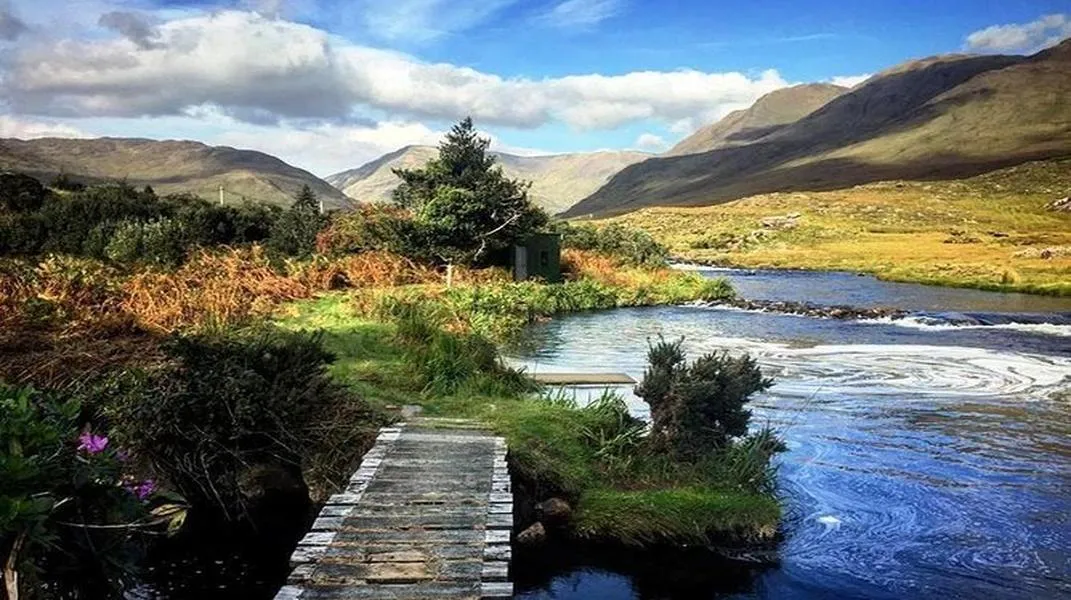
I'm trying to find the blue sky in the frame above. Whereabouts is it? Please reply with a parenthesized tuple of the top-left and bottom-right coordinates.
(0, 0, 1069, 175)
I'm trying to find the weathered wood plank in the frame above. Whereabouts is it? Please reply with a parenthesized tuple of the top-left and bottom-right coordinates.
(277, 421, 514, 600)
(530, 372, 636, 384)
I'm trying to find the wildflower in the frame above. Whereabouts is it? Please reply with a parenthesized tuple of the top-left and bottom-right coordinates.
(77, 431, 109, 454)
(126, 479, 157, 501)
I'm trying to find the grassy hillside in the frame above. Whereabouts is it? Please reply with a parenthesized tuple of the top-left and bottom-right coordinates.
(0, 137, 351, 208)
(667, 83, 846, 156)
(601, 159, 1071, 295)
(327, 145, 650, 214)
(567, 41, 1071, 217)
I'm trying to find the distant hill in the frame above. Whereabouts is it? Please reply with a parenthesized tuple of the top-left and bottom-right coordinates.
(566, 40, 1071, 217)
(0, 137, 351, 209)
(327, 146, 650, 215)
(667, 83, 847, 156)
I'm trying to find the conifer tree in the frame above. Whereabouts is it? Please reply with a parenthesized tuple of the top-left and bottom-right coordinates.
(392, 117, 547, 265)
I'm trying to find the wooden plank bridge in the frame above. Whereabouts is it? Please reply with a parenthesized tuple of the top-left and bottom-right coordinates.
(276, 418, 513, 599)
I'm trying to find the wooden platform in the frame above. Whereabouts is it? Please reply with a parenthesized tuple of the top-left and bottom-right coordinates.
(276, 419, 513, 599)
(530, 372, 636, 385)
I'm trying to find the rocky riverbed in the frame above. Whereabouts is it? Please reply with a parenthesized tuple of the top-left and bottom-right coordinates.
(690, 297, 909, 321)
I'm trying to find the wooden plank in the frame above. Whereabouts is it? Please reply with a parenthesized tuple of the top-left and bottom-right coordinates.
(280, 421, 514, 600)
(530, 372, 636, 384)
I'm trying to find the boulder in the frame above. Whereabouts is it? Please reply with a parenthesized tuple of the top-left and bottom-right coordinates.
(536, 497, 573, 527)
(516, 522, 547, 546)
(1046, 196, 1071, 212)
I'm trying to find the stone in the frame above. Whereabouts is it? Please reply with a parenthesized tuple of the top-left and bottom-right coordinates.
(516, 522, 547, 546)
(1046, 196, 1071, 212)
(536, 497, 572, 527)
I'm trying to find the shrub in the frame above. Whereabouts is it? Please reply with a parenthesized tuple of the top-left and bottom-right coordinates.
(38, 183, 165, 255)
(1, 383, 179, 598)
(556, 222, 669, 267)
(286, 251, 439, 290)
(122, 247, 309, 333)
(0, 256, 128, 333)
(0, 173, 48, 213)
(635, 338, 772, 459)
(269, 186, 327, 258)
(50, 173, 85, 192)
(107, 329, 376, 519)
(0, 213, 46, 255)
(316, 205, 420, 257)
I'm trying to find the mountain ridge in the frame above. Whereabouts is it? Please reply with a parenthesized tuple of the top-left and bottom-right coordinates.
(565, 40, 1071, 217)
(0, 136, 351, 209)
(667, 83, 848, 156)
(327, 146, 651, 215)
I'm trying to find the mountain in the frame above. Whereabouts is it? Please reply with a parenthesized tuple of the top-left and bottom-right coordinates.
(667, 83, 848, 156)
(327, 146, 651, 215)
(0, 137, 351, 209)
(565, 40, 1071, 217)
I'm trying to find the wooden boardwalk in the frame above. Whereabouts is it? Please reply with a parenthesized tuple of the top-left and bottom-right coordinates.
(276, 419, 513, 599)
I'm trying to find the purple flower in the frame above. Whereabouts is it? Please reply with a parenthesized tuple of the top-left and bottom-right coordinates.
(128, 479, 156, 501)
(77, 431, 109, 454)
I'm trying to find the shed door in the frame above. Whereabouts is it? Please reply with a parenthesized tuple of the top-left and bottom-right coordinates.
(515, 246, 528, 280)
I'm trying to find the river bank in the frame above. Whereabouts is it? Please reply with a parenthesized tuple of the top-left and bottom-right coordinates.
(275, 262, 784, 554)
(601, 159, 1071, 297)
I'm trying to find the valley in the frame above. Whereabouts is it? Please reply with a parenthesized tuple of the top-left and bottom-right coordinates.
(602, 159, 1071, 295)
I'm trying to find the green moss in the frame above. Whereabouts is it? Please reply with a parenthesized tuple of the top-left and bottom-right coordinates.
(574, 488, 780, 547)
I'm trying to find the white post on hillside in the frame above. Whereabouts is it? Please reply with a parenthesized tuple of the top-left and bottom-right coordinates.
(218, 184, 224, 206)
(446, 263, 454, 288)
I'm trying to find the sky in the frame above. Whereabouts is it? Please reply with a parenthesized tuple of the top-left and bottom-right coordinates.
(0, 0, 1069, 176)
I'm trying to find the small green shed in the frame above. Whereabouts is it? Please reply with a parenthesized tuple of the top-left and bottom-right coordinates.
(512, 233, 562, 283)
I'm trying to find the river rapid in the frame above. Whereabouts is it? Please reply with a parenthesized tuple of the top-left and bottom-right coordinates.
(508, 269, 1071, 600)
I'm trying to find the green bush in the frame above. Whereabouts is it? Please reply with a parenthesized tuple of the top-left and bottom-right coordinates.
(318, 205, 422, 257)
(0, 173, 49, 212)
(1, 383, 176, 598)
(104, 218, 190, 266)
(0, 213, 46, 255)
(635, 338, 772, 459)
(269, 186, 327, 258)
(107, 329, 376, 519)
(556, 222, 669, 267)
(0, 176, 281, 265)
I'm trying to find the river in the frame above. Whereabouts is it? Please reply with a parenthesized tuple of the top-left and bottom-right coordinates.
(507, 269, 1071, 600)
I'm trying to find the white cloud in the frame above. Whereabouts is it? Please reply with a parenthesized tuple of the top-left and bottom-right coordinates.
(669, 119, 697, 135)
(965, 13, 1071, 54)
(0, 114, 88, 138)
(634, 132, 666, 150)
(536, 0, 625, 29)
(210, 116, 444, 176)
(829, 73, 870, 88)
(3, 10, 789, 132)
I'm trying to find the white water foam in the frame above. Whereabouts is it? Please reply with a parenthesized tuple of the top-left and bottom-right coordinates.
(865, 316, 1071, 338)
(694, 303, 1071, 337)
(668, 262, 740, 272)
(678, 335, 1071, 399)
